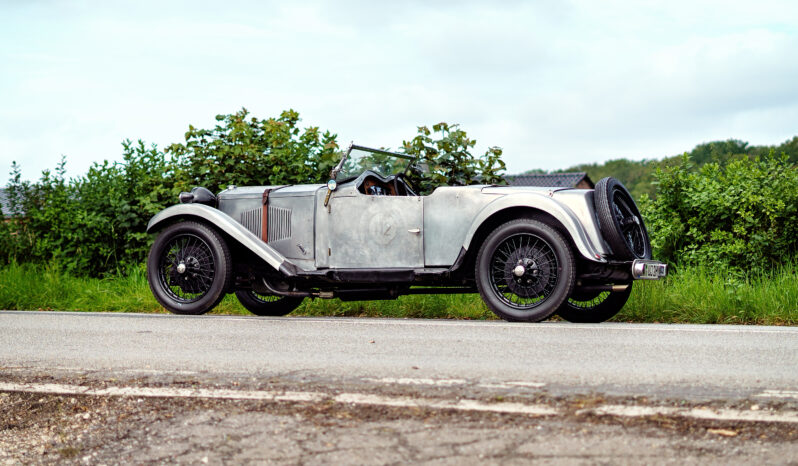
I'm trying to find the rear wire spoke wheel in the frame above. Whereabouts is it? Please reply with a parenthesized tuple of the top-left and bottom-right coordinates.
(147, 221, 232, 315)
(234, 290, 304, 316)
(594, 177, 651, 260)
(556, 284, 633, 323)
(476, 219, 575, 322)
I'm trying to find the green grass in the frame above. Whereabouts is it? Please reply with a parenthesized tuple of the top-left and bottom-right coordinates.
(0, 263, 494, 319)
(0, 264, 163, 313)
(619, 263, 798, 325)
(0, 262, 796, 325)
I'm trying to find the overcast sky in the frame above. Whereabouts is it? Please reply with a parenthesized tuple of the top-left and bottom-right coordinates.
(2, 0, 797, 180)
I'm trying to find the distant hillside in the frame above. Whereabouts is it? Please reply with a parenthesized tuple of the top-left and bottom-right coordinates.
(520, 136, 798, 200)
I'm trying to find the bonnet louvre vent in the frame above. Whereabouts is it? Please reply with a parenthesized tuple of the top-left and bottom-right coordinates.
(239, 208, 262, 238)
(268, 206, 292, 242)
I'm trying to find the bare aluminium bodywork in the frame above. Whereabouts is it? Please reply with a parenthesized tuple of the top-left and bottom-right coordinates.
(146, 144, 666, 322)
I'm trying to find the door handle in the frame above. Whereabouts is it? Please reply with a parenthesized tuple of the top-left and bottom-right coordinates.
(407, 228, 421, 234)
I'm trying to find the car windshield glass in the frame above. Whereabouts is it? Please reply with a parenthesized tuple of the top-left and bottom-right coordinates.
(335, 146, 414, 181)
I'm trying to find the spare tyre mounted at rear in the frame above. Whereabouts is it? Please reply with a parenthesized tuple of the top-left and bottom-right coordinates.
(556, 177, 653, 323)
(593, 177, 651, 260)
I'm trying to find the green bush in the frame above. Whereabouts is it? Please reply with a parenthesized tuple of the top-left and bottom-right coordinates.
(401, 122, 506, 194)
(167, 108, 341, 193)
(640, 152, 798, 271)
(1, 109, 506, 277)
(1, 142, 181, 276)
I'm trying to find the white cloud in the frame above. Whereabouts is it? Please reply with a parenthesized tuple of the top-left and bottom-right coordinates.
(1, 0, 797, 180)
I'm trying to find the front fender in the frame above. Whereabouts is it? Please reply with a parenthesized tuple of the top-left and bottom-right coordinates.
(462, 193, 606, 262)
(147, 204, 297, 274)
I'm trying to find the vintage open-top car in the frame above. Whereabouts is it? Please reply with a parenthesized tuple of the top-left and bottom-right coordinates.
(146, 144, 666, 323)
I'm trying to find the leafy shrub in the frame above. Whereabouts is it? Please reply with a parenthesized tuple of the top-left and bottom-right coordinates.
(640, 152, 798, 271)
(1, 142, 181, 276)
(401, 122, 505, 194)
(1, 109, 506, 276)
(167, 108, 340, 193)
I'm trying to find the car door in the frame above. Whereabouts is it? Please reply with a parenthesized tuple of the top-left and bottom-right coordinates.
(319, 192, 424, 269)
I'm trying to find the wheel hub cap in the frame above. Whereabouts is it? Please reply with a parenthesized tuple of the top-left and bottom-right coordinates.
(514, 258, 538, 283)
(506, 257, 546, 296)
(489, 232, 559, 308)
(177, 263, 187, 274)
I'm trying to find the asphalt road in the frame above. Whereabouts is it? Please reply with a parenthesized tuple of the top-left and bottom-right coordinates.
(4, 311, 798, 464)
(2, 311, 797, 400)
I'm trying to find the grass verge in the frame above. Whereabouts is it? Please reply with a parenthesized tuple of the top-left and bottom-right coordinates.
(0, 263, 795, 325)
(619, 263, 798, 325)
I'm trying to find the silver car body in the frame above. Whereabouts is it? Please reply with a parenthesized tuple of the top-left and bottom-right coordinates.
(147, 182, 609, 275)
(146, 143, 667, 322)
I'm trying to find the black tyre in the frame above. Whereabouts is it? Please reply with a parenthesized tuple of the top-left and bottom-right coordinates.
(147, 221, 232, 315)
(594, 177, 651, 260)
(475, 219, 575, 322)
(235, 290, 304, 316)
(556, 284, 632, 323)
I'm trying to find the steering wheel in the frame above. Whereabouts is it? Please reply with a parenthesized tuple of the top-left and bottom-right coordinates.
(393, 173, 417, 196)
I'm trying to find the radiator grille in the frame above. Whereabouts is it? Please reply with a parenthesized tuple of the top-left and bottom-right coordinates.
(268, 206, 292, 242)
(239, 208, 262, 238)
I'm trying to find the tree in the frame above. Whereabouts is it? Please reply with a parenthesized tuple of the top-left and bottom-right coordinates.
(1, 109, 509, 276)
(401, 122, 505, 194)
(687, 139, 751, 165)
(167, 108, 340, 193)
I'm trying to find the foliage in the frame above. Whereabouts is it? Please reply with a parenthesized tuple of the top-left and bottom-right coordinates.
(640, 152, 798, 272)
(537, 137, 798, 200)
(1, 109, 506, 276)
(751, 135, 798, 164)
(687, 139, 751, 165)
(1, 142, 181, 276)
(167, 108, 340, 193)
(401, 122, 506, 194)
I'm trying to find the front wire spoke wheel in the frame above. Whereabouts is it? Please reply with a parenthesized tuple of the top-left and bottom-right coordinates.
(159, 234, 216, 303)
(147, 221, 232, 315)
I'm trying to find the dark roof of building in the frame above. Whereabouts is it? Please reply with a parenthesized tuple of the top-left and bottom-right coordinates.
(0, 188, 10, 217)
(0, 188, 24, 217)
(505, 172, 593, 188)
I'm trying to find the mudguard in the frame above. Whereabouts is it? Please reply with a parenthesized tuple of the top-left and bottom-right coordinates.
(146, 204, 297, 275)
(461, 193, 607, 263)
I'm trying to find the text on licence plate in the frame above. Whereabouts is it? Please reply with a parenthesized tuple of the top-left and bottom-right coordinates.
(642, 263, 667, 279)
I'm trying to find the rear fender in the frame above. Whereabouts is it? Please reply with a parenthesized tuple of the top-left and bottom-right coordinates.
(147, 204, 297, 275)
(462, 194, 606, 262)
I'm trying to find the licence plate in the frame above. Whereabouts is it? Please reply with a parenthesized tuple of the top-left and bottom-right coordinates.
(643, 263, 667, 279)
(632, 260, 668, 280)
